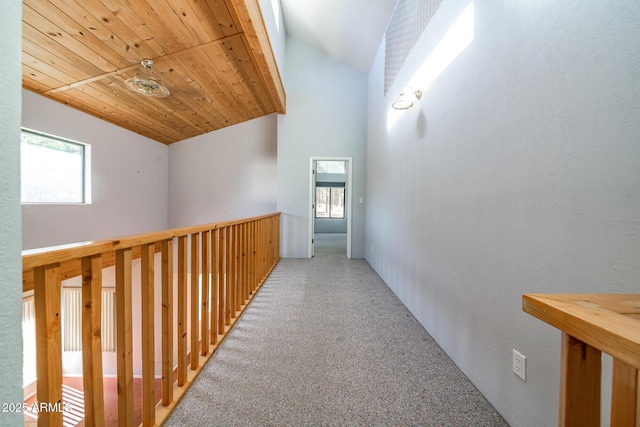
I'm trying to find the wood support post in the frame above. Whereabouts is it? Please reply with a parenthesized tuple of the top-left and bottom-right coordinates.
(115, 249, 134, 426)
(190, 233, 199, 370)
(177, 236, 188, 386)
(81, 255, 105, 426)
(611, 358, 639, 426)
(141, 244, 155, 426)
(200, 231, 210, 356)
(210, 228, 219, 345)
(559, 333, 601, 427)
(34, 263, 63, 427)
(161, 239, 174, 406)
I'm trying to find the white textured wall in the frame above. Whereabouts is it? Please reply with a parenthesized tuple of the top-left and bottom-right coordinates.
(21, 91, 169, 249)
(278, 36, 367, 258)
(168, 114, 278, 227)
(0, 1, 23, 424)
(365, 0, 640, 425)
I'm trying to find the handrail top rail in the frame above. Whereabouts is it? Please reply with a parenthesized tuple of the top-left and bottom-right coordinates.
(23, 212, 280, 270)
(523, 293, 640, 370)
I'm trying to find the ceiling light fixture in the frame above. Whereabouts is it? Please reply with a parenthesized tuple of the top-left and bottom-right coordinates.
(125, 59, 170, 98)
(391, 87, 422, 110)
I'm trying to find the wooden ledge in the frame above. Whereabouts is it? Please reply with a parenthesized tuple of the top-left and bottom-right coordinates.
(523, 294, 640, 370)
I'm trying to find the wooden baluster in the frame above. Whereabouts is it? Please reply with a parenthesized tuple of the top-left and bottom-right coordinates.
(255, 220, 260, 285)
(237, 223, 242, 303)
(274, 216, 278, 263)
(249, 221, 255, 294)
(210, 228, 219, 345)
(228, 225, 234, 318)
(235, 224, 241, 313)
(271, 215, 277, 266)
(237, 224, 241, 310)
(219, 227, 227, 331)
(261, 219, 267, 280)
(161, 239, 174, 406)
(141, 243, 155, 426)
(244, 222, 249, 300)
(268, 217, 272, 267)
(611, 358, 639, 426)
(273, 215, 280, 262)
(226, 226, 233, 324)
(238, 223, 247, 311)
(264, 218, 268, 274)
(559, 333, 601, 427)
(115, 249, 134, 426)
(254, 222, 259, 283)
(262, 218, 266, 277)
(238, 223, 243, 304)
(81, 255, 105, 426)
(177, 236, 188, 386)
(200, 230, 210, 356)
(276, 214, 281, 262)
(190, 233, 199, 369)
(34, 263, 63, 427)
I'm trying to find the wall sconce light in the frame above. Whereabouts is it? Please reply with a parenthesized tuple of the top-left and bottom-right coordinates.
(391, 87, 423, 110)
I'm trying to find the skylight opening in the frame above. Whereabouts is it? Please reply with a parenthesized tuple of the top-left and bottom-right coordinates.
(387, 2, 475, 131)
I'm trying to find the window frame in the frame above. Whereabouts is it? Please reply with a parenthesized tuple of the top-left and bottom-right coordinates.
(20, 127, 92, 205)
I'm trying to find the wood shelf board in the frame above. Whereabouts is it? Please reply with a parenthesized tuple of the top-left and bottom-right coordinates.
(523, 293, 640, 370)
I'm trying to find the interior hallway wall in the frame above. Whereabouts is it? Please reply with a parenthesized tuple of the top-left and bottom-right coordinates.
(168, 114, 278, 227)
(21, 90, 169, 250)
(0, 0, 24, 423)
(365, 0, 640, 425)
(277, 35, 367, 258)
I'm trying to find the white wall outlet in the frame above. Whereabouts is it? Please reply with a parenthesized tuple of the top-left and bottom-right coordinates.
(513, 349, 526, 382)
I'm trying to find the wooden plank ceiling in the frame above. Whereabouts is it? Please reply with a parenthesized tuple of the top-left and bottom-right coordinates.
(22, 0, 286, 145)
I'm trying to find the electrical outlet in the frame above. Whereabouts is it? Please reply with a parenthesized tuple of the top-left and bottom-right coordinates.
(513, 349, 526, 382)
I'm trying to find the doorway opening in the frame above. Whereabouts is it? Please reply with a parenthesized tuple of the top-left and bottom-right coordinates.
(308, 157, 352, 258)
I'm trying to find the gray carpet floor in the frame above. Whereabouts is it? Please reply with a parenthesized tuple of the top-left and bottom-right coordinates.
(166, 233, 508, 426)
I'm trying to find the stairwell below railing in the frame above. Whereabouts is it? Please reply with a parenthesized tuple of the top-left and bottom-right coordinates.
(22, 213, 280, 426)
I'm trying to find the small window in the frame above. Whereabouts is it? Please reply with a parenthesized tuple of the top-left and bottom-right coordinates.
(21, 128, 91, 204)
(316, 161, 346, 174)
(315, 186, 345, 219)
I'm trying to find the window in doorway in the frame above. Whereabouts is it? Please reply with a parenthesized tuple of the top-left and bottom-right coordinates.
(21, 128, 91, 204)
(316, 160, 346, 174)
(315, 184, 345, 219)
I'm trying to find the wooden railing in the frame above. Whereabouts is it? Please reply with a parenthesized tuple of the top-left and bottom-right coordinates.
(22, 213, 280, 426)
(523, 294, 640, 427)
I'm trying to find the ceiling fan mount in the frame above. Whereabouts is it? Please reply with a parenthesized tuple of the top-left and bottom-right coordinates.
(125, 58, 170, 98)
